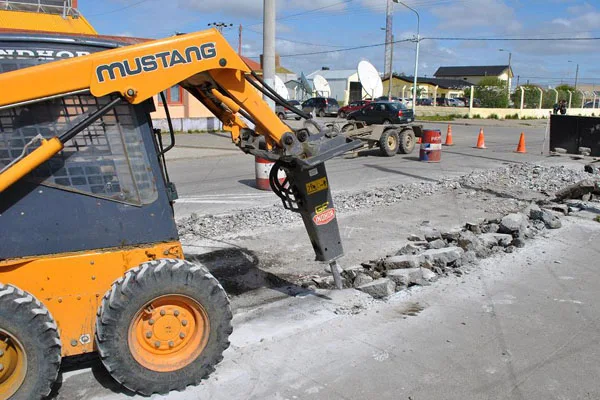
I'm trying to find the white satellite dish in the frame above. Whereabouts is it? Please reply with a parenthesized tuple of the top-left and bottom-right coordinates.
(274, 75, 289, 100)
(358, 60, 383, 99)
(313, 74, 331, 97)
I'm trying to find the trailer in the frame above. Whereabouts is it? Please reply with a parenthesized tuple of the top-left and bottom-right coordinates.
(332, 121, 424, 157)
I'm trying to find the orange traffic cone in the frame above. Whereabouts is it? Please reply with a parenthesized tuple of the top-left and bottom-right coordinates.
(475, 128, 486, 149)
(515, 132, 526, 153)
(444, 124, 454, 146)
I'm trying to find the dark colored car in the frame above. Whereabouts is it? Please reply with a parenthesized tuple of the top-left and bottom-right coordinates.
(456, 97, 481, 107)
(375, 96, 400, 102)
(301, 97, 340, 117)
(276, 100, 302, 120)
(347, 101, 414, 125)
(417, 98, 432, 106)
(338, 100, 371, 118)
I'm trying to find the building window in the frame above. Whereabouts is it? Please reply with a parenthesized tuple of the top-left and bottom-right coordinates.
(158, 85, 184, 105)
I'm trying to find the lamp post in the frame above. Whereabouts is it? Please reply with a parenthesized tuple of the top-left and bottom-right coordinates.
(499, 48, 512, 101)
(393, 0, 419, 115)
(568, 60, 579, 90)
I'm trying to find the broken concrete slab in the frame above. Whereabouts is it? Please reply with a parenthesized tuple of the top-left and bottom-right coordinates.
(555, 179, 598, 201)
(387, 268, 422, 287)
(428, 239, 447, 250)
(442, 230, 461, 242)
(499, 213, 529, 235)
(422, 247, 464, 266)
(383, 254, 423, 270)
(353, 273, 374, 287)
(356, 278, 396, 299)
(407, 234, 422, 241)
(424, 231, 443, 242)
(395, 243, 422, 256)
(457, 230, 483, 252)
(421, 268, 437, 282)
(479, 233, 513, 248)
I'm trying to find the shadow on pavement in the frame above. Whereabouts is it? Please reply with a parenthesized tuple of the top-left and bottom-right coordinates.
(363, 164, 441, 183)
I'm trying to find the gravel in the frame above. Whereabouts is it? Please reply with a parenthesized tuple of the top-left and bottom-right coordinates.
(177, 163, 589, 239)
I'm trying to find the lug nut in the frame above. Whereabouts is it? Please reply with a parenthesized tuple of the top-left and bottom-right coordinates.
(181, 320, 188, 327)
(146, 331, 152, 339)
(179, 332, 185, 339)
(168, 341, 174, 348)
(174, 310, 180, 317)
(148, 319, 155, 325)
(160, 310, 166, 316)
(154, 341, 161, 348)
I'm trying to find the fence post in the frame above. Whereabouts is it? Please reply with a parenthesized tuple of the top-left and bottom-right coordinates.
(402, 85, 407, 101)
(551, 88, 558, 104)
(578, 90, 585, 108)
(537, 87, 543, 110)
(469, 85, 474, 117)
(594, 93, 597, 109)
(433, 85, 438, 108)
(567, 90, 572, 109)
(519, 86, 525, 118)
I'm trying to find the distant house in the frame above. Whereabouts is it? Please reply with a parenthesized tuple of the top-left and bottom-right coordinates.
(434, 65, 514, 88)
(306, 69, 375, 105)
(383, 75, 472, 99)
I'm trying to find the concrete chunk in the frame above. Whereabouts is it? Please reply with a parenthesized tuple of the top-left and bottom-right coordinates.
(383, 254, 423, 270)
(356, 278, 396, 299)
(499, 213, 529, 235)
(422, 247, 464, 266)
(421, 268, 437, 282)
(395, 243, 422, 256)
(428, 239, 447, 249)
(387, 268, 422, 286)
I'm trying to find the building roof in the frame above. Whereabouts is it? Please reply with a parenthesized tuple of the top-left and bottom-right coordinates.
(307, 69, 357, 80)
(434, 65, 511, 78)
(384, 75, 472, 90)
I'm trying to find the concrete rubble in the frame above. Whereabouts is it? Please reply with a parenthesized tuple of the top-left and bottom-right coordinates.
(329, 201, 574, 298)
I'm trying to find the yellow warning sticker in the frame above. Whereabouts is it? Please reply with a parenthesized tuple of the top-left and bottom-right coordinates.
(306, 177, 328, 195)
(315, 201, 329, 214)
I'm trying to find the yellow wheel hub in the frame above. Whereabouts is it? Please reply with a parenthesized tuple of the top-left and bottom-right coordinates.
(0, 329, 27, 399)
(388, 136, 397, 149)
(129, 295, 210, 372)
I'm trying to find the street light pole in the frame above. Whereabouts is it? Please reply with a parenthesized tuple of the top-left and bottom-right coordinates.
(568, 60, 579, 90)
(499, 49, 511, 102)
(393, 0, 419, 115)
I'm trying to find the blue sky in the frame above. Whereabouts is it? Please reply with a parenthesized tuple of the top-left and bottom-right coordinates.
(80, 0, 600, 90)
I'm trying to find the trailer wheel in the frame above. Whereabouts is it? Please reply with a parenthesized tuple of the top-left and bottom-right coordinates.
(398, 129, 416, 154)
(379, 129, 400, 157)
(341, 123, 355, 133)
(0, 284, 61, 400)
(96, 259, 232, 396)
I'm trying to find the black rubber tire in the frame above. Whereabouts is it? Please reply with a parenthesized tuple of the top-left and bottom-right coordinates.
(277, 112, 285, 120)
(382, 119, 392, 125)
(341, 123, 355, 133)
(379, 129, 400, 157)
(398, 129, 416, 154)
(295, 117, 301, 120)
(318, 109, 326, 117)
(0, 284, 61, 400)
(95, 259, 232, 396)
(338, 111, 346, 119)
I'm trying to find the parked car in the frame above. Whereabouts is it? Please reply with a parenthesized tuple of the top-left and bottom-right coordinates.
(583, 100, 599, 108)
(301, 97, 340, 117)
(452, 98, 466, 107)
(338, 100, 371, 118)
(276, 100, 302, 120)
(455, 97, 481, 107)
(347, 101, 414, 125)
(375, 96, 400, 102)
(436, 97, 450, 106)
(417, 98, 432, 106)
(401, 98, 413, 108)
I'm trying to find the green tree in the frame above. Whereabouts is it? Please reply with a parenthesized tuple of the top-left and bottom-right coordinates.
(555, 84, 582, 108)
(472, 77, 508, 108)
(510, 84, 544, 109)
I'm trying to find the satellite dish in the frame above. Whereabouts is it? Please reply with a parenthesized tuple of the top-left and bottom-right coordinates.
(300, 72, 313, 94)
(358, 60, 383, 99)
(313, 74, 331, 97)
(274, 75, 289, 100)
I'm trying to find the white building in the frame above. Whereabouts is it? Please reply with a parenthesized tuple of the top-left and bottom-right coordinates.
(306, 69, 373, 105)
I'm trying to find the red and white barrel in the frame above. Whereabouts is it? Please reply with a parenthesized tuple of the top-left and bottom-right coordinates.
(255, 157, 286, 191)
(419, 129, 442, 163)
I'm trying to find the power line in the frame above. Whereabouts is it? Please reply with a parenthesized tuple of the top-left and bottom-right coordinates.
(247, 0, 355, 27)
(425, 37, 600, 41)
(245, 27, 347, 48)
(279, 38, 413, 58)
(87, 0, 153, 17)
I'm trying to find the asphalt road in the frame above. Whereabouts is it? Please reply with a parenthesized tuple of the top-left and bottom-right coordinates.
(58, 214, 600, 400)
(169, 118, 552, 218)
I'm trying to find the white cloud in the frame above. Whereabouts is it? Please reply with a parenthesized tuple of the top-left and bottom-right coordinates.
(431, 0, 521, 33)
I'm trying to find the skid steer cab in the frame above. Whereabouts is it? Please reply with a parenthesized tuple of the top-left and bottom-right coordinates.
(0, 29, 361, 399)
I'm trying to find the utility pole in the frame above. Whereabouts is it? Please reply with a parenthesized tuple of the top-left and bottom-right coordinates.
(384, 0, 393, 99)
(499, 49, 511, 102)
(207, 22, 233, 33)
(568, 60, 579, 90)
(393, 0, 419, 115)
(387, 34, 394, 99)
(263, 0, 276, 110)
(238, 24, 243, 55)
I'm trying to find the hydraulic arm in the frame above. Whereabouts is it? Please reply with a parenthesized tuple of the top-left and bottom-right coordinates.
(0, 28, 362, 284)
